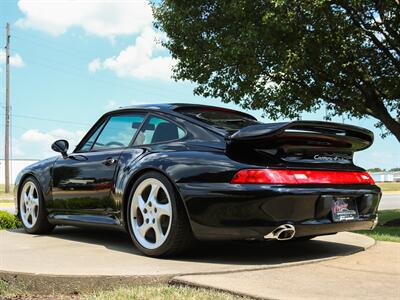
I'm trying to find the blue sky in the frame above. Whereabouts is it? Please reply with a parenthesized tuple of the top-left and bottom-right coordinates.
(0, 0, 398, 169)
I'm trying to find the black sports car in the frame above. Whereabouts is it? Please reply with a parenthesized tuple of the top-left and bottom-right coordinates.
(14, 103, 381, 257)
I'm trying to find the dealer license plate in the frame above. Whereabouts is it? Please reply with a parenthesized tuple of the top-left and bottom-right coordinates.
(331, 197, 359, 222)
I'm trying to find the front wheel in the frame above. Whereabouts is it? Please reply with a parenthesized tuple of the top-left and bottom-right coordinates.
(19, 177, 54, 234)
(127, 172, 193, 257)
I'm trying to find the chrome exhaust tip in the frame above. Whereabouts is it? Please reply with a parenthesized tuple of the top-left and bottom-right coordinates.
(264, 224, 296, 241)
(371, 215, 379, 230)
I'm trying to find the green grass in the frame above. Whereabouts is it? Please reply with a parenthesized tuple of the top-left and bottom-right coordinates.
(358, 210, 400, 242)
(0, 211, 21, 230)
(376, 182, 400, 192)
(0, 281, 247, 300)
(85, 285, 247, 300)
(0, 279, 27, 298)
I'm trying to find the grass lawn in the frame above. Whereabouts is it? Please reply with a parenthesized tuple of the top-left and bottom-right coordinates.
(85, 285, 248, 300)
(376, 182, 400, 192)
(0, 281, 247, 300)
(358, 209, 400, 243)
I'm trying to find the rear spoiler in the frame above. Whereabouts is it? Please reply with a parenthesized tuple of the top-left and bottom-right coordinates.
(226, 121, 373, 152)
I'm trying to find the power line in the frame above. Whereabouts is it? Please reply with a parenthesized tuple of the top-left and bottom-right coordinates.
(14, 54, 183, 101)
(13, 33, 94, 63)
(11, 35, 195, 100)
(11, 113, 90, 127)
(4, 22, 11, 193)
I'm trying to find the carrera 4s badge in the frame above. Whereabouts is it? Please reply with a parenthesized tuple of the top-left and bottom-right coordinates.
(314, 153, 352, 162)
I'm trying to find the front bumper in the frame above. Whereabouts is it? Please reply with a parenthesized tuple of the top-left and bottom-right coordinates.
(177, 183, 381, 240)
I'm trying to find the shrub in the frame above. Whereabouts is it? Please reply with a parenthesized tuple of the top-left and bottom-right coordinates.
(0, 211, 22, 230)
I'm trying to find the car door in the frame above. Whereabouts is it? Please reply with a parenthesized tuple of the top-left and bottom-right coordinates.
(50, 112, 146, 223)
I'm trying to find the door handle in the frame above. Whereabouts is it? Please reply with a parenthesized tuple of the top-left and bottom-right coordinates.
(103, 158, 117, 166)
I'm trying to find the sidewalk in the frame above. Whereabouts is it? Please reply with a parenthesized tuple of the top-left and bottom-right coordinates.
(0, 201, 15, 214)
(174, 241, 400, 300)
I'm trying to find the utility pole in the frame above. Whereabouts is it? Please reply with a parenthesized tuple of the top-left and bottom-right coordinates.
(4, 23, 10, 193)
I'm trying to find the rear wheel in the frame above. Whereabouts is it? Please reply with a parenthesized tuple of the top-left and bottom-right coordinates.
(19, 177, 54, 234)
(127, 172, 193, 257)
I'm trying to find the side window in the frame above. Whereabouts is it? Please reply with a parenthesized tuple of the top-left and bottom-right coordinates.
(92, 114, 145, 150)
(80, 121, 105, 152)
(134, 116, 185, 146)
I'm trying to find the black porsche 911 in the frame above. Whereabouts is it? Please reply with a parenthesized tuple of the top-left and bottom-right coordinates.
(14, 103, 380, 257)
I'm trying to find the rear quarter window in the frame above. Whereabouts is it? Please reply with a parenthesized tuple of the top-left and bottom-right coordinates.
(176, 107, 259, 132)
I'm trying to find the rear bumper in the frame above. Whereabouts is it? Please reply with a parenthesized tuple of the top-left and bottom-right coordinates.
(177, 183, 381, 240)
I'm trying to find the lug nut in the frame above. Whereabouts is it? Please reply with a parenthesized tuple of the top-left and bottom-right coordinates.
(146, 218, 149, 224)
(143, 208, 147, 214)
(152, 219, 155, 223)
(154, 208, 157, 213)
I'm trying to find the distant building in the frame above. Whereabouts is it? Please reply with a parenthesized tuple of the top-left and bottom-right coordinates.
(370, 171, 400, 182)
(0, 159, 39, 184)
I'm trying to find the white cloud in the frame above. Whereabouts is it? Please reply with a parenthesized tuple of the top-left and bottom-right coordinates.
(88, 58, 101, 73)
(0, 50, 24, 67)
(89, 27, 176, 81)
(16, 0, 153, 38)
(20, 128, 85, 158)
(16, 1, 175, 81)
(12, 139, 25, 157)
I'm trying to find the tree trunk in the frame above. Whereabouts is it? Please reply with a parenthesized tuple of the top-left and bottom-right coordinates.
(369, 101, 400, 142)
(377, 114, 400, 142)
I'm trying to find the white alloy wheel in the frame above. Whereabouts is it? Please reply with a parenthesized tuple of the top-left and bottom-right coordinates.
(130, 178, 173, 250)
(20, 181, 40, 229)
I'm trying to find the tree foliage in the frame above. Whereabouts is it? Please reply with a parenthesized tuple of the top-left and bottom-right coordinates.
(153, 0, 400, 141)
(367, 167, 385, 172)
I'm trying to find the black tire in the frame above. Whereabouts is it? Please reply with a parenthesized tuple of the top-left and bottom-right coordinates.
(126, 171, 194, 257)
(18, 176, 55, 234)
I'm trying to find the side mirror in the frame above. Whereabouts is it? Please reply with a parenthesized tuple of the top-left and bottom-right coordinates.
(51, 139, 69, 159)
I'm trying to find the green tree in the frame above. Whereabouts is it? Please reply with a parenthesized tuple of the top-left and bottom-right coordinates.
(153, 0, 400, 141)
(367, 168, 385, 172)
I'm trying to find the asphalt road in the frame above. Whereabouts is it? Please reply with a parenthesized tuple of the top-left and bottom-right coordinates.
(1, 193, 399, 215)
(378, 193, 400, 210)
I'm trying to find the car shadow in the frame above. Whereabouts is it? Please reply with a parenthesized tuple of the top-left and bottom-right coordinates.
(11, 226, 365, 266)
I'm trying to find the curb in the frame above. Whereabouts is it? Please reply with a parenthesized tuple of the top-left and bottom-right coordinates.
(382, 191, 400, 195)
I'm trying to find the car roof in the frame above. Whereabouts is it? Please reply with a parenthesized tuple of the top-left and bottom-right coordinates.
(110, 103, 256, 120)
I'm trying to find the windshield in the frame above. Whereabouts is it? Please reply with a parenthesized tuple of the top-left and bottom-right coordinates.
(177, 107, 260, 132)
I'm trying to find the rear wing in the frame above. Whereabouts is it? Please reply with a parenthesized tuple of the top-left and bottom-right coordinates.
(226, 121, 373, 153)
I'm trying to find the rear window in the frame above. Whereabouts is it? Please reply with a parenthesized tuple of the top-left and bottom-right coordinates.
(177, 107, 259, 132)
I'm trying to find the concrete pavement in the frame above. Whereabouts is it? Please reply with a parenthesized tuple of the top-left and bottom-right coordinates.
(0, 228, 373, 276)
(0, 194, 398, 297)
(0, 227, 374, 294)
(174, 241, 400, 300)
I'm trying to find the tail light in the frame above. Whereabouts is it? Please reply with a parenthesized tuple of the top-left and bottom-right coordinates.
(231, 169, 375, 184)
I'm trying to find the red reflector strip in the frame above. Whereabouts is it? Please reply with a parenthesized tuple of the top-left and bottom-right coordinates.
(231, 169, 375, 184)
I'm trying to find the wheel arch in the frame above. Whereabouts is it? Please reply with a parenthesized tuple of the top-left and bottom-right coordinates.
(16, 172, 40, 217)
(121, 167, 191, 231)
